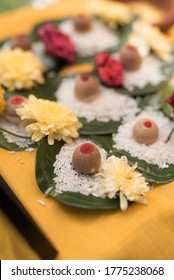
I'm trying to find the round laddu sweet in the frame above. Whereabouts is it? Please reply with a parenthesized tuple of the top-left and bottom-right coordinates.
(132, 118, 159, 145)
(11, 35, 32, 51)
(74, 74, 101, 102)
(73, 15, 92, 33)
(4, 95, 27, 124)
(72, 143, 101, 174)
(120, 45, 142, 71)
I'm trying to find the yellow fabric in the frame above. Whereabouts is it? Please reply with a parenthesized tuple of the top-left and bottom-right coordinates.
(0, 210, 40, 259)
(0, 0, 174, 260)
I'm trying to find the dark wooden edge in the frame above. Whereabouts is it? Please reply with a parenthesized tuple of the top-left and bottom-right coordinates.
(0, 176, 58, 260)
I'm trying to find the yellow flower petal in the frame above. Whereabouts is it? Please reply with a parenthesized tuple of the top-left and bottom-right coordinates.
(16, 95, 82, 145)
(0, 85, 6, 116)
(0, 49, 45, 90)
(96, 155, 149, 211)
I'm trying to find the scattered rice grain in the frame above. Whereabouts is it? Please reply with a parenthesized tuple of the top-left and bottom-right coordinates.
(38, 199, 46, 206)
(25, 147, 34, 152)
(44, 186, 53, 196)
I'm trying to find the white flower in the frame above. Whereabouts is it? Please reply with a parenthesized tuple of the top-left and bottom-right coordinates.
(96, 155, 149, 211)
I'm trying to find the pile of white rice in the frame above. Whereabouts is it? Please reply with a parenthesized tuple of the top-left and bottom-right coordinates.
(0, 118, 33, 149)
(55, 77, 139, 122)
(112, 107, 174, 169)
(53, 139, 106, 197)
(58, 19, 118, 56)
(0, 40, 56, 70)
(122, 56, 166, 91)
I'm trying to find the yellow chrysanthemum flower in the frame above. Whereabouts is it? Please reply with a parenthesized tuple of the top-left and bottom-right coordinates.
(0, 85, 6, 116)
(96, 155, 149, 211)
(16, 95, 82, 145)
(0, 49, 45, 91)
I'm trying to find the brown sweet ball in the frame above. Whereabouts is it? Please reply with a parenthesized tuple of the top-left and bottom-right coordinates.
(132, 118, 159, 145)
(5, 95, 27, 124)
(72, 143, 101, 174)
(120, 45, 142, 71)
(73, 15, 92, 33)
(11, 35, 32, 51)
(74, 74, 101, 102)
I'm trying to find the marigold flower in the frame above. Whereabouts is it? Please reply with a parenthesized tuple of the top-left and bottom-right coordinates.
(0, 85, 6, 116)
(38, 23, 76, 64)
(96, 155, 149, 211)
(16, 95, 82, 145)
(0, 49, 45, 91)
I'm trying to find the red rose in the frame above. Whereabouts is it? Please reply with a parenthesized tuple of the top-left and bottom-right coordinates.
(38, 23, 76, 64)
(95, 53, 123, 87)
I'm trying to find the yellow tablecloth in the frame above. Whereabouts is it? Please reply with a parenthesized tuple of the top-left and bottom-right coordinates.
(0, 0, 174, 260)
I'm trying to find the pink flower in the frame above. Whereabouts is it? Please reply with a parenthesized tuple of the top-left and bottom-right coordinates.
(95, 53, 110, 67)
(38, 23, 76, 64)
(166, 91, 174, 111)
(95, 53, 123, 87)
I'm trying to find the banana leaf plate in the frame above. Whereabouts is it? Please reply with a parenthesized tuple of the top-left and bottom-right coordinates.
(54, 75, 125, 135)
(31, 16, 134, 64)
(36, 137, 120, 209)
(96, 62, 174, 97)
(91, 135, 174, 184)
(4, 74, 61, 101)
(0, 128, 36, 151)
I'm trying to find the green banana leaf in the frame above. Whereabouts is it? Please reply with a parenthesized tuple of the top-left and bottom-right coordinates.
(31, 16, 134, 63)
(4, 75, 61, 101)
(35, 138, 120, 209)
(91, 134, 174, 184)
(0, 129, 36, 151)
(79, 118, 121, 135)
